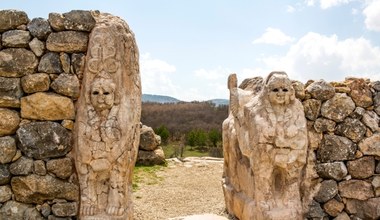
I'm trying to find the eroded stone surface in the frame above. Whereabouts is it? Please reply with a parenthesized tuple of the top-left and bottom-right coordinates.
(321, 93, 355, 122)
(52, 202, 77, 217)
(21, 73, 50, 93)
(314, 180, 338, 203)
(0, 136, 17, 164)
(305, 80, 335, 101)
(27, 17, 52, 40)
(38, 52, 63, 73)
(303, 99, 321, 121)
(0, 200, 32, 220)
(338, 180, 374, 200)
(358, 133, 380, 157)
(345, 198, 380, 219)
(2, 30, 31, 47)
(0, 164, 11, 185)
(46, 31, 89, 53)
(51, 73, 80, 99)
(46, 157, 73, 179)
(62, 10, 96, 32)
(0, 108, 20, 136)
(17, 121, 72, 159)
(139, 125, 160, 151)
(316, 162, 347, 181)
(0, 76, 22, 108)
(9, 156, 33, 175)
(347, 156, 375, 179)
(137, 147, 166, 166)
(347, 78, 373, 108)
(0, 10, 29, 32)
(335, 118, 366, 143)
(0, 48, 38, 77)
(29, 37, 45, 57)
(317, 134, 356, 162)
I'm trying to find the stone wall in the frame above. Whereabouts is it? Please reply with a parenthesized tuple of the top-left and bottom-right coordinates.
(303, 78, 380, 219)
(0, 9, 95, 219)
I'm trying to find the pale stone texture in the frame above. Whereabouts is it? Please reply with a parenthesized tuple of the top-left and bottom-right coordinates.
(61, 10, 96, 32)
(21, 92, 75, 120)
(17, 121, 72, 159)
(0, 185, 12, 203)
(70, 53, 85, 79)
(307, 200, 328, 219)
(358, 133, 380, 157)
(34, 160, 47, 176)
(323, 199, 344, 217)
(38, 52, 63, 73)
(46, 158, 73, 179)
(60, 52, 70, 73)
(321, 93, 355, 122)
(338, 180, 374, 200)
(347, 156, 375, 179)
(29, 37, 45, 56)
(48, 13, 65, 31)
(292, 80, 305, 100)
(137, 147, 166, 166)
(46, 31, 89, 53)
(21, 73, 50, 93)
(333, 212, 350, 220)
(11, 174, 79, 204)
(52, 202, 77, 217)
(361, 110, 380, 132)
(335, 118, 366, 143)
(51, 73, 80, 99)
(139, 125, 160, 151)
(0, 136, 17, 164)
(0, 76, 22, 107)
(223, 72, 308, 220)
(314, 180, 338, 203)
(24, 208, 44, 220)
(303, 99, 321, 121)
(347, 78, 373, 108)
(74, 13, 141, 219)
(0, 108, 20, 136)
(345, 198, 380, 219)
(9, 156, 33, 175)
(317, 134, 356, 162)
(0, 48, 38, 77)
(305, 80, 335, 101)
(0, 10, 29, 32)
(314, 118, 336, 133)
(2, 30, 31, 47)
(316, 162, 348, 181)
(27, 17, 52, 40)
(0, 200, 32, 220)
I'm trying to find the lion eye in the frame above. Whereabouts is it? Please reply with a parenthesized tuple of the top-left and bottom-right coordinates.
(283, 89, 288, 92)
(273, 88, 279, 92)
(92, 91, 99, 95)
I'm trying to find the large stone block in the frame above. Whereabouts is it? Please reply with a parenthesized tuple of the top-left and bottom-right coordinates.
(46, 157, 73, 179)
(0, 10, 29, 32)
(139, 125, 160, 151)
(335, 118, 366, 143)
(137, 147, 166, 166)
(2, 30, 31, 47)
(347, 156, 375, 179)
(46, 31, 88, 53)
(0, 200, 32, 220)
(345, 198, 380, 219)
(51, 202, 77, 217)
(317, 134, 356, 162)
(306, 80, 335, 101)
(303, 99, 321, 121)
(0, 108, 20, 136)
(0, 164, 10, 185)
(316, 162, 347, 181)
(38, 52, 63, 74)
(0, 76, 22, 108)
(338, 180, 374, 200)
(50, 73, 80, 99)
(347, 78, 373, 108)
(0, 48, 38, 77)
(359, 133, 380, 157)
(21, 73, 50, 93)
(27, 17, 52, 40)
(321, 93, 355, 122)
(21, 92, 75, 120)
(9, 156, 33, 175)
(0, 136, 17, 164)
(314, 180, 338, 203)
(61, 10, 96, 32)
(11, 174, 79, 204)
(17, 121, 72, 159)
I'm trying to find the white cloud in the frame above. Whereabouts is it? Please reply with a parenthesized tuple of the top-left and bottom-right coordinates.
(257, 32, 380, 82)
(363, 0, 380, 31)
(305, 0, 316, 6)
(286, 5, 296, 13)
(194, 66, 231, 80)
(252, 28, 294, 46)
(140, 53, 179, 96)
(319, 0, 352, 9)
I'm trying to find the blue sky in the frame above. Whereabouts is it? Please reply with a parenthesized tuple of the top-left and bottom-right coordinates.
(2, 0, 380, 101)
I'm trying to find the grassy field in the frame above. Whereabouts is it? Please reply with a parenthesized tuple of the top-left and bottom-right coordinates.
(161, 144, 210, 158)
(133, 164, 165, 192)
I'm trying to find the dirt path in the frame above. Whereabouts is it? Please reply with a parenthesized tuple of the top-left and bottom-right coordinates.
(133, 157, 231, 220)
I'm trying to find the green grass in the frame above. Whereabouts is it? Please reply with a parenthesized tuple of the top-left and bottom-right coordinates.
(161, 144, 209, 158)
(132, 164, 165, 192)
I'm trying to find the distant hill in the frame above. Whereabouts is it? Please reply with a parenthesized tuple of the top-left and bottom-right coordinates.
(142, 94, 180, 103)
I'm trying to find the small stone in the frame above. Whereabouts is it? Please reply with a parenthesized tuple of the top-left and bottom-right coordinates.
(371, 81, 380, 91)
(314, 118, 336, 133)
(46, 158, 73, 179)
(70, 53, 85, 79)
(61, 120, 74, 130)
(0, 136, 17, 164)
(303, 99, 321, 121)
(306, 80, 335, 101)
(347, 156, 375, 179)
(60, 53, 70, 74)
(11, 174, 79, 204)
(333, 212, 350, 220)
(317, 134, 356, 162)
(372, 176, 380, 196)
(323, 198, 344, 217)
(21, 73, 50, 93)
(2, 30, 31, 47)
(376, 162, 380, 174)
(24, 207, 44, 220)
(307, 200, 328, 219)
(136, 147, 166, 166)
(335, 118, 366, 143)
(292, 80, 305, 100)
(314, 180, 338, 203)
(27, 17, 52, 40)
(0, 76, 22, 108)
(316, 162, 347, 181)
(11, 150, 22, 162)
(139, 125, 160, 151)
(321, 93, 356, 122)
(0, 108, 20, 136)
(347, 78, 373, 108)
(50, 73, 80, 99)
(345, 198, 380, 219)
(361, 111, 380, 132)
(39, 203, 51, 217)
(350, 107, 365, 119)
(38, 52, 63, 74)
(17, 121, 73, 159)
(48, 13, 65, 32)
(33, 160, 46, 176)
(359, 133, 380, 157)
(0, 10, 29, 32)
(21, 92, 75, 120)
(0, 164, 10, 185)
(62, 10, 96, 32)
(28, 37, 45, 57)
(0, 48, 38, 77)
(338, 180, 374, 200)
(46, 31, 89, 53)
(0, 200, 32, 220)
(0, 185, 12, 202)
(51, 202, 77, 217)
(9, 156, 33, 175)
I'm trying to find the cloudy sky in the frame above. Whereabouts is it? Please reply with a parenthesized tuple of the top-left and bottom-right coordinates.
(2, 0, 380, 101)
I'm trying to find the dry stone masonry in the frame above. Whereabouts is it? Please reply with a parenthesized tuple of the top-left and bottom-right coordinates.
(0, 9, 141, 219)
(223, 73, 380, 220)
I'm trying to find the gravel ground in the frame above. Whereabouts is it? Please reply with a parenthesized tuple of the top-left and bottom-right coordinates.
(133, 157, 232, 220)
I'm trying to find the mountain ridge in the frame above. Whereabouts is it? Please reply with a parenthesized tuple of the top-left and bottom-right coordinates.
(142, 94, 228, 106)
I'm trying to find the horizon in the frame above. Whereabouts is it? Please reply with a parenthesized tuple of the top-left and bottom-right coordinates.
(2, 0, 380, 101)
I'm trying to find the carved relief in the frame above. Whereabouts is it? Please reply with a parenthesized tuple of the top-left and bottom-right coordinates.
(74, 13, 141, 220)
(223, 72, 308, 220)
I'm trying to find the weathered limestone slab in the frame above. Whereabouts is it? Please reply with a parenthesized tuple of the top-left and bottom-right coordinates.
(29, 37, 45, 56)
(21, 92, 75, 120)
(17, 121, 72, 159)
(52, 202, 78, 217)
(0, 10, 29, 32)
(21, 73, 50, 93)
(303, 99, 321, 121)
(27, 17, 52, 40)
(317, 134, 356, 162)
(314, 180, 338, 203)
(0, 48, 38, 77)
(0, 136, 16, 164)
(48, 10, 96, 32)
(347, 156, 375, 179)
(0, 76, 22, 107)
(358, 133, 380, 157)
(0, 108, 20, 136)
(345, 198, 380, 219)
(2, 30, 31, 47)
(46, 31, 88, 53)
(321, 93, 355, 122)
(335, 118, 366, 143)
(11, 174, 79, 204)
(74, 13, 141, 219)
(38, 52, 63, 73)
(139, 125, 160, 151)
(314, 118, 336, 133)
(9, 156, 33, 175)
(346, 78, 373, 108)
(0, 200, 32, 220)
(323, 199, 344, 217)
(316, 162, 347, 181)
(51, 73, 80, 99)
(223, 72, 308, 219)
(305, 80, 335, 101)
(338, 180, 374, 200)
(46, 157, 73, 179)
(137, 147, 166, 166)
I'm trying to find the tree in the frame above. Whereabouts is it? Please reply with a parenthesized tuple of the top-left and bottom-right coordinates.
(154, 125, 170, 145)
(208, 129, 222, 147)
